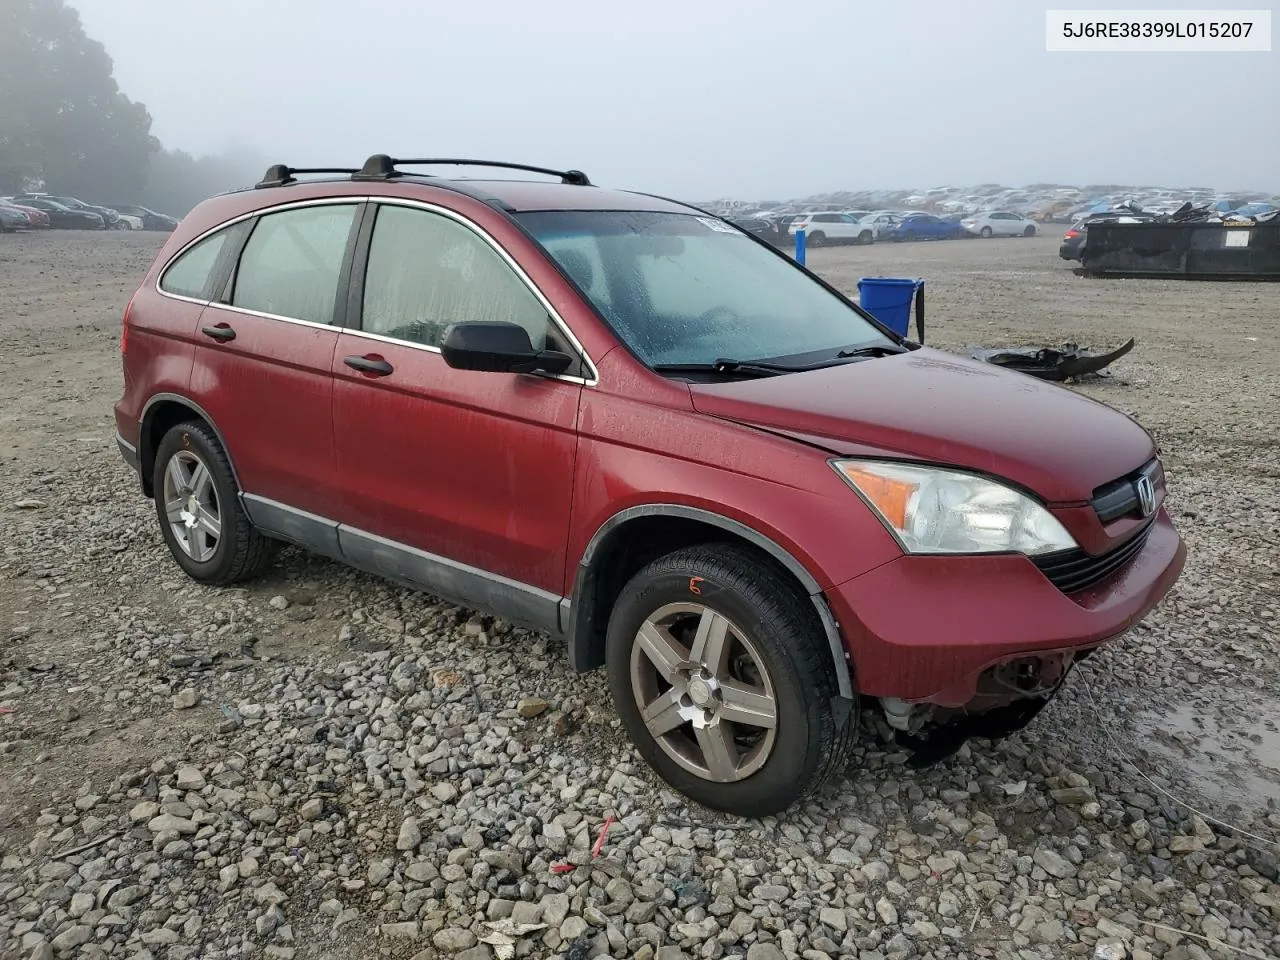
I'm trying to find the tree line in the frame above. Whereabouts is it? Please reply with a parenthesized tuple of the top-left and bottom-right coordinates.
(0, 0, 267, 215)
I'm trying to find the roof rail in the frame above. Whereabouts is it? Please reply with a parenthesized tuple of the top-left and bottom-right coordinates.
(255, 164, 363, 189)
(353, 154, 592, 186)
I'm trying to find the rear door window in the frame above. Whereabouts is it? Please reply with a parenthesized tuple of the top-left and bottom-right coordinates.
(230, 203, 358, 324)
(161, 231, 233, 300)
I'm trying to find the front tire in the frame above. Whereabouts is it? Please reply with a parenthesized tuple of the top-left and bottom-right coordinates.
(1024, 225, 1036, 237)
(153, 421, 278, 585)
(605, 544, 857, 817)
(858, 230, 873, 244)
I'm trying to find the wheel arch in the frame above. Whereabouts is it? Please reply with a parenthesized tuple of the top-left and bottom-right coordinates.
(139, 394, 240, 497)
(565, 504, 855, 703)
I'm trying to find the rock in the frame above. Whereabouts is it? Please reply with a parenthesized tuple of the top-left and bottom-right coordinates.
(147, 812, 197, 834)
(51, 926, 93, 951)
(129, 800, 159, 822)
(1169, 836, 1204, 854)
(382, 922, 421, 939)
(1094, 940, 1128, 960)
(405, 861, 438, 883)
(1052, 786, 1095, 804)
(218, 865, 239, 891)
(861, 861, 890, 883)
(560, 916, 590, 940)
(269, 595, 289, 610)
(172, 688, 200, 710)
(430, 781, 459, 803)
(1035, 919, 1065, 943)
(913, 920, 940, 939)
(60, 706, 80, 723)
(397, 817, 422, 850)
(1034, 847, 1077, 879)
(30, 943, 54, 960)
(432, 927, 478, 952)
(746, 945, 785, 960)
(13, 499, 46, 509)
(299, 797, 324, 821)
(249, 806, 279, 825)
(512, 901, 546, 925)
(753, 884, 790, 901)
(175, 765, 205, 790)
(819, 906, 847, 932)
(876, 898, 898, 924)
(517, 697, 549, 718)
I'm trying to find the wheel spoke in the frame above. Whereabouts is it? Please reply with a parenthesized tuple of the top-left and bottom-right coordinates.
(688, 609, 731, 671)
(195, 505, 220, 539)
(718, 679, 777, 730)
(190, 527, 213, 562)
(695, 722, 739, 782)
(636, 621, 687, 682)
(166, 457, 187, 494)
(641, 690, 686, 738)
(188, 461, 211, 498)
(165, 498, 187, 525)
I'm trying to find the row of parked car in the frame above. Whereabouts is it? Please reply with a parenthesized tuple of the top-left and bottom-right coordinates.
(0, 194, 179, 233)
(730, 209, 1040, 247)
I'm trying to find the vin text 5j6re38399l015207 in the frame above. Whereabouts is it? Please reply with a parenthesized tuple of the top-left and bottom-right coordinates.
(113, 155, 1186, 816)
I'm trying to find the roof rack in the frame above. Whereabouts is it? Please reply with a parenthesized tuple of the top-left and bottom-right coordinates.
(255, 164, 363, 189)
(352, 154, 592, 186)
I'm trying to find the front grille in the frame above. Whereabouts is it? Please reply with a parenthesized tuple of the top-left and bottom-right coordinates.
(1091, 458, 1162, 523)
(1033, 523, 1152, 594)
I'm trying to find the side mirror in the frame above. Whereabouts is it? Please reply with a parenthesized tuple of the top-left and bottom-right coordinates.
(440, 321, 573, 375)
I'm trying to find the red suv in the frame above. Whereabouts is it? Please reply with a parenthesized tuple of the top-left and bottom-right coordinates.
(115, 156, 1185, 816)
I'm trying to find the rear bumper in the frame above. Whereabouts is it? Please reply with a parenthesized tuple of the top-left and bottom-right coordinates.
(826, 507, 1185, 706)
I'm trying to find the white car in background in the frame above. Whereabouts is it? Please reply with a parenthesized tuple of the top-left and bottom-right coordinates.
(961, 211, 1038, 238)
(858, 212, 901, 240)
(110, 211, 145, 230)
(787, 211, 875, 246)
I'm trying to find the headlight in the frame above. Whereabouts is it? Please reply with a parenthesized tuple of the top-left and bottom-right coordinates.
(832, 460, 1077, 555)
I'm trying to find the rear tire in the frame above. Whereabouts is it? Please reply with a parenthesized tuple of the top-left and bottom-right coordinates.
(858, 230, 873, 244)
(605, 544, 857, 817)
(980, 226, 993, 238)
(807, 231, 826, 248)
(152, 421, 279, 585)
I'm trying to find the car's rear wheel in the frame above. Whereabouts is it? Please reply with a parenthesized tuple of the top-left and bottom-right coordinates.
(980, 226, 993, 238)
(807, 231, 826, 247)
(606, 544, 857, 816)
(858, 230, 873, 244)
(153, 421, 278, 585)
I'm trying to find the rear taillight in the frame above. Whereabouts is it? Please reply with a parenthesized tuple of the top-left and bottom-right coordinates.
(121, 290, 137, 354)
(1064, 229, 1079, 239)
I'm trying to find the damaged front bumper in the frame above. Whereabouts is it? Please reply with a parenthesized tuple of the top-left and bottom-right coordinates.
(825, 506, 1185, 760)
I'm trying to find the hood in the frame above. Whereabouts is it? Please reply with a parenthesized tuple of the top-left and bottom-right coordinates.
(689, 348, 1155, 503)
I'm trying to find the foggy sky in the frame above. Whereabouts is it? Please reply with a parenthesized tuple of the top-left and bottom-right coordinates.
(74, 0, 1278, 199)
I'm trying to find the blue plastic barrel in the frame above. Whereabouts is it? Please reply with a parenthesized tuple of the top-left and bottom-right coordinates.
(857, 277, 924, 340)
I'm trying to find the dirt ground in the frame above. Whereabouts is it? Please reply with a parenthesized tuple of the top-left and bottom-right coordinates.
(1, 229, 1278, 958)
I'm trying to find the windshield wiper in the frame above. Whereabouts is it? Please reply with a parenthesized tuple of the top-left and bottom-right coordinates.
(835, 343, 908, 358)
(652, 358, 798, 377)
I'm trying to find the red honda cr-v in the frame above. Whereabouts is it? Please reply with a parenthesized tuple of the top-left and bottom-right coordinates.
(114, 155, 1185, 816)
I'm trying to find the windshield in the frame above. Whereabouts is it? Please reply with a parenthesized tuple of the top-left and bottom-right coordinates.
(516, 210, 893, 367)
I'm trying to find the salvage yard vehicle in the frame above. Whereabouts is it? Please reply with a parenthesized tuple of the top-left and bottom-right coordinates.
(787, 211, 875, 246)
(114, 155, 1186, 816)
(18, 197, 104, 229)
(961, 210, 1038, 238)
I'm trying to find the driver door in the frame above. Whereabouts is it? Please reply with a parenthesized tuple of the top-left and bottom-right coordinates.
(330, 201, 586, 608)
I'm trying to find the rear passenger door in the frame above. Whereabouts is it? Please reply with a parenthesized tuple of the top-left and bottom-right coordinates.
(329, 200, 584, 626)
(191, 201, 362, 551)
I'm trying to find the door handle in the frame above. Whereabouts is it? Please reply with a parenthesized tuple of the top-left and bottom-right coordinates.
(344, 354, 393, 376)
(201, 323, 236, 342)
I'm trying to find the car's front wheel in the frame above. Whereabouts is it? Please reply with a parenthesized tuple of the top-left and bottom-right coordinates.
(858, 230, 873, 244)
(606, 544, 857, 816)
(152, 421, 278, 585)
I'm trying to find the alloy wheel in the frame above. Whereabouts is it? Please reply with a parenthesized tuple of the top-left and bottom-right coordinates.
(629, 602, 778, 783)
(162, 450, 221, 562)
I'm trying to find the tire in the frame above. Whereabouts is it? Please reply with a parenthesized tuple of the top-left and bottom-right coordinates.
(1024, 225, 1036, 237)
(858, 230, 873, 244)
(152, 421, 279, 585)
(605, 544, 857, 816)
(807, 231, 826, 248)
(980, 226, 993, 238)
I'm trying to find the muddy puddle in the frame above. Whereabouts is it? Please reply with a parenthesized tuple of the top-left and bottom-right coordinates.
(1135, 695, 1280, 820)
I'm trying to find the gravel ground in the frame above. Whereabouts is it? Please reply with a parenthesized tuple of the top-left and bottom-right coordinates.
(1, 229, 1277, 960)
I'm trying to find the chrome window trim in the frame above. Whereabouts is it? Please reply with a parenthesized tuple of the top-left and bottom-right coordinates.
(154, 194, 600, 387)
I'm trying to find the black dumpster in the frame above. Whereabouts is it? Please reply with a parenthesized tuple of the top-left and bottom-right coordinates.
(1080, 220, 1280, 279)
